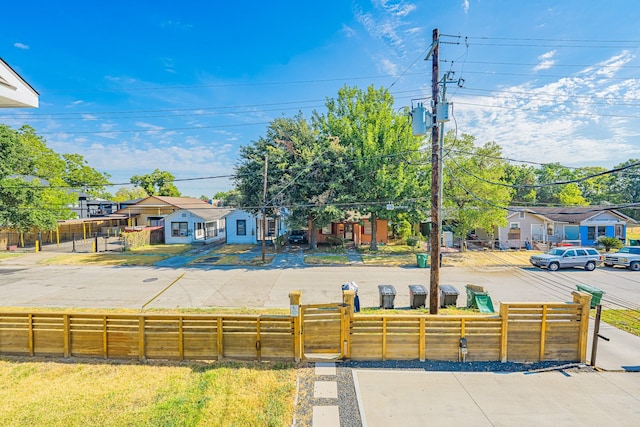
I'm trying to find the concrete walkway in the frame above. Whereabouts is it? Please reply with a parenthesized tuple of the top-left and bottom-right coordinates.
(352, 369, 640, 427)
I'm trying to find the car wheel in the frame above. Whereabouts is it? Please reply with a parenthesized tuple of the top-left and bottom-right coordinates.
(585, 261, 596, 271)
(548, 262, 559, 271)
(630, 261, 640, 271)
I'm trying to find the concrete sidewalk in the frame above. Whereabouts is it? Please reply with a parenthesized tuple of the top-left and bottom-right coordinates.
(352, 369, 640, 427)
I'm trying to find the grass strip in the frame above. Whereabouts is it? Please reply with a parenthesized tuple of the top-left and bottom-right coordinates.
(0, 359, 296, 427)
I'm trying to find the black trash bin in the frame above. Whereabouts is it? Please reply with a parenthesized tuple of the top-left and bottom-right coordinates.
(439, 285, 460, 308)
(408, 284, 428, 308)
(378, 284, 396, 309)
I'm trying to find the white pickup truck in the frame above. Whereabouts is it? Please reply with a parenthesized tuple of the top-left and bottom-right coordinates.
(603, 246, 640, 271)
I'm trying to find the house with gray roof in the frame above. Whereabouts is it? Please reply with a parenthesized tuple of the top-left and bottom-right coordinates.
(497, 206, 636, 250)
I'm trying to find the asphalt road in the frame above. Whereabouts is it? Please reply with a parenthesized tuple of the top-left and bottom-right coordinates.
(1, 255, 639, 311)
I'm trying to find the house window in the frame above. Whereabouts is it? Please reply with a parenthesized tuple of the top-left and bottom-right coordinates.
(206, 221, 218, 237)
(564, 225, 580, 240)
(237, 219, 247, 236)
(171, 222, 188, 237)
(267, 219, 276, 236)
(363, 221, 372, 235)
(148, 216, 164, 226)
(321, 225, 332, 235)
(508, 222, 520, 240)
(519, 211, 525, 219)
(587, 226, 606, 240)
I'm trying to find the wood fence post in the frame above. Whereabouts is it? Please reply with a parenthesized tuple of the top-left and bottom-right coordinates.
(138, 316, 145, 361)
(289, 291, 302, 362)
(342, 290, 355, 359)
(573, 291, 592, 363)
(63, 314, 70, 358)
(539, 305, 548, 361)
(499, 304, 509, 362)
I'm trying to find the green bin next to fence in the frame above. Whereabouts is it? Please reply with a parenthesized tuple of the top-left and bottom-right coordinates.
(576, 284, 605, 308)
(416, 253, 429, 268)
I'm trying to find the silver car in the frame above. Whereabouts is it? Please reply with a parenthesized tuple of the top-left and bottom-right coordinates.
(529, 247, 603, 271)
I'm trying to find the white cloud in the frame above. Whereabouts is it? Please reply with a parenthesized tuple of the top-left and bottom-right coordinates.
(533, 50, 556, 71)
(342, 24, 356, 38)
(462, 0, 470, 14)
(453, 52, 640, 167)
(14, 42, 29, 50)
(379, 58, 399, 75)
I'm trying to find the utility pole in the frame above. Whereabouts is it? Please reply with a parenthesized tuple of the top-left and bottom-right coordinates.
(429, 28, 440, 314)
(262, 154, 268, 263)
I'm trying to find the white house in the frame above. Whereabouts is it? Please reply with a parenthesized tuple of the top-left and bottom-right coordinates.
(0, 58, 38, 108)
(497, 207, 635, 250)
(225, 209, 288, 244)
(164, 208, 231, 245)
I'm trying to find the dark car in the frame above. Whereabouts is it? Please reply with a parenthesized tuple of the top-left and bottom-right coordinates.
(288, 230, 308, 244)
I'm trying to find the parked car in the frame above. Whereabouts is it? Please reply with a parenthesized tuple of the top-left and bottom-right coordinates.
(529, 247, 603, 271)
(288, 230, 308, 244)
(603, 246, 640, 271)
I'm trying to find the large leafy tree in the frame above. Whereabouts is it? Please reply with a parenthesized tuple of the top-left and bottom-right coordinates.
(608, 159, 640, 220)
(113, 186, 149, 202)
(130, 169, 180, 197)
(443, 133, 512, 239)
(504, 164, 537, 204)
(315, 85, 426, 250)
(235, 114, 351, 248)
(0, 125, 82, 231)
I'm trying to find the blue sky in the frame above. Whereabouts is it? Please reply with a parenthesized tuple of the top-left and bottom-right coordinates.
(2, 1, 640, 197)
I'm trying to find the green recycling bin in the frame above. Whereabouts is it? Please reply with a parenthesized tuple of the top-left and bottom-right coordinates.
(576, 284, 605, 308)
(465, 284, 488, 308)
(416, 253, 429, 268)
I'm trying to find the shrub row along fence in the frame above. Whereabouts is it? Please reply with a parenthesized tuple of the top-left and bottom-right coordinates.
(0, 291, 591, 363)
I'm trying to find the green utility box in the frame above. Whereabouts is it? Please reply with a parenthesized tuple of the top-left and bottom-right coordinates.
(576, 284, 605, 308)
(416, 253, 429, 268)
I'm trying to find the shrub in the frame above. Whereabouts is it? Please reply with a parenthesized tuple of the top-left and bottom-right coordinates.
(406, 236, 419, 247)
(597, 236, 623, 252)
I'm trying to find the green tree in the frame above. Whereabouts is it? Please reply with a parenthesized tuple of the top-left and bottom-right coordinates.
(504, 164, 537, 204)
(556, 183, 588, 206)
(235, 114, 350, 249)
(212, 189, 242, 207)
(443, 133, 512, 240)
(130, 169, 181, 196)
(62, 153, 111, 198)
(113, 186, 149, 202)
(534, 163, 576, 204)
(315, 85, 426, 250)
(608, 159, 640, 220)
(0, 125, 76, 232)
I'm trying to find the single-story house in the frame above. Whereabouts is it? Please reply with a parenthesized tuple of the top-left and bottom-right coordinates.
(113, 196, 232, 244)
(164, 208, 231, 245)
(226, 209, 288, 244)
(312, 214, 388, 246)
(497, 206, 636, 249)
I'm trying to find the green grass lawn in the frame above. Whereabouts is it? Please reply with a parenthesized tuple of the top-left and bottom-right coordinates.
(0, 359, 296, 427)
(600, 309, 640, 337)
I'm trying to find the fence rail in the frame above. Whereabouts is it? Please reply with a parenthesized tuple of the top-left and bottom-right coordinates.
(0, 292, 592, 363)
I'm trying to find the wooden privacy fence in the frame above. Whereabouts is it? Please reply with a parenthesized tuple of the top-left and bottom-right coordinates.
(0, 291, 591, 363)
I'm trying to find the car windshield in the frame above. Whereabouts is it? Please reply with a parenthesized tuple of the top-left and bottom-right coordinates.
(548, 248, 566, 256)
(291, 230, 305, 236)
(618, 247, 640, 254)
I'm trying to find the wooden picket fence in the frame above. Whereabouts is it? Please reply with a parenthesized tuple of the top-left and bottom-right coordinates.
(0, 291, 591, 363)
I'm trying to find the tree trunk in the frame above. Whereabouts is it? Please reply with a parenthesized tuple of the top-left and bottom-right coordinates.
(309, 219, 317, 250)
(370, 213, 378, 251)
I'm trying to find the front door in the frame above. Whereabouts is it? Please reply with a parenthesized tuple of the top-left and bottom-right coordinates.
(531, 224, 544, 242)
(344, 224, 353, 240)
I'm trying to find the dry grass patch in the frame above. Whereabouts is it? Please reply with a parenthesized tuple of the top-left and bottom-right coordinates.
(39, 253, 168, 266)
(304, 255, 350, 265)
(443, 250, 539, 267)
(211, 244, 257, 254)
(0, 359, 296, 427)
(361, 254, 415, 266)
(210, 254, 274, 266)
